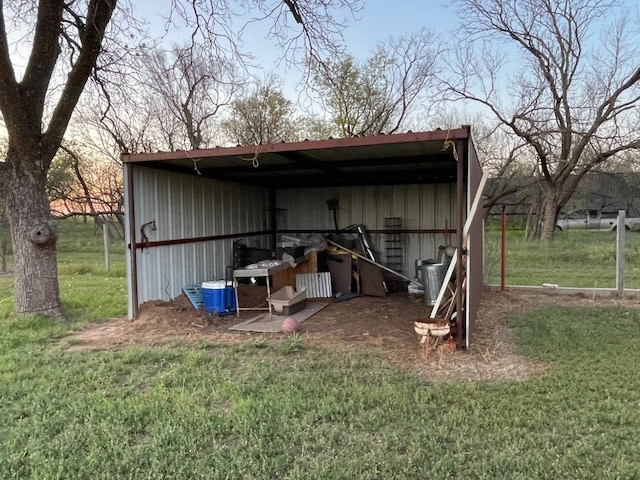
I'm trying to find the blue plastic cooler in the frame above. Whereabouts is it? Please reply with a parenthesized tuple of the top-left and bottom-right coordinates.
(201, 280, 236, 315)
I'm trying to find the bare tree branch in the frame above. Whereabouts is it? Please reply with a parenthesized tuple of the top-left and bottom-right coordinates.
(445, 0, 640, 239)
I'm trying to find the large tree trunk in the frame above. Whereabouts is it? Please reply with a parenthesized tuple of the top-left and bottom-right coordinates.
(4, 152, 63, 319)
(540, 185, 560, 241)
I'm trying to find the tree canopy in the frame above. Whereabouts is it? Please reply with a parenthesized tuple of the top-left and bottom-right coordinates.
(310, 27, 443, 137)
(221, 76, 298, 145)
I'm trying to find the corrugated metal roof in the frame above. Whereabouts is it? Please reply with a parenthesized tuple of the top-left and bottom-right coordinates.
(121, 128, 471, 189)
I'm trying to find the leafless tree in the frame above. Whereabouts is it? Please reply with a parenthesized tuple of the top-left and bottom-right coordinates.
(310, 27, 444, 137)
(47, 145, 125, 238)
(0, 0, 363, 319)
(138, 43, 243, 150)
(476, 126, 538, 223)
(74, 83, 158, 158)
(444, 0, 640, 239)
(73, 41, 238, 155)
(71, 76, 194, 227)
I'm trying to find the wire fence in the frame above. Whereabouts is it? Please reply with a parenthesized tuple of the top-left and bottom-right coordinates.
(483, 226, 640, 291)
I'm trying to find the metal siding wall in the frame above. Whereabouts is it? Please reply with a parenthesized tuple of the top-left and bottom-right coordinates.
(282, 188, 339, 231)
(362, 186, 379, 228)
(402, 184, 421, 275)
(131, 166, 269, 306)
(277, 184, 456, 277)
(413, 183, 457, 261)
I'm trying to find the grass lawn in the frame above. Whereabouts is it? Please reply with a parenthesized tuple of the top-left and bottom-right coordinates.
(2, 304, 640, 478)
(1, 220, 640, 478)
(484, 228, 640, 289)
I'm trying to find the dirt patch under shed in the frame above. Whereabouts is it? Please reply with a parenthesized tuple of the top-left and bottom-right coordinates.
(66, 285, 640, 382)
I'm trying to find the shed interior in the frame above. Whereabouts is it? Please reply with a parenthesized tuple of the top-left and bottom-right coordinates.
(122, 127, 484, 347)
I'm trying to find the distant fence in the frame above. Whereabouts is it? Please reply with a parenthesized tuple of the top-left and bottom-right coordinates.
(484, 211, 640, 294)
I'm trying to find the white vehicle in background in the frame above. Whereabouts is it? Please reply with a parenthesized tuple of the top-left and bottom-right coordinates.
(556, 209, 640, 231)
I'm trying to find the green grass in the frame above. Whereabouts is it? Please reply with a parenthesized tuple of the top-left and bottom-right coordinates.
(1, 219, 640, 477)
(2, 307, 640, 478)
(0, 218, 126, 322)
(484, 229, 640, 289)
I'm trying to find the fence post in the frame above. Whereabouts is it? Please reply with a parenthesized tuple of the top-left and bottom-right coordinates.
(616, 210, 625, 296)
(103, 223, 110, 271)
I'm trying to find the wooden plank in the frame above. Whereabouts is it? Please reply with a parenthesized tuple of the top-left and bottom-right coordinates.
(272, 251, 318, 291)
(358, 260, 386, 297)
(327, 253, 352, 294)
(463, 172, 488, 239)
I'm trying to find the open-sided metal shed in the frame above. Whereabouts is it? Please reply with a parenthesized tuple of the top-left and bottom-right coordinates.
(122, 126, 484, 347)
